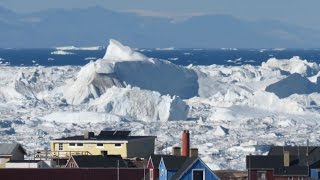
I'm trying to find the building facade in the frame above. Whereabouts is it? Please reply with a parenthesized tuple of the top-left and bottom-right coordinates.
(0, 143, 26, 168)
(50, 131, 156, 161)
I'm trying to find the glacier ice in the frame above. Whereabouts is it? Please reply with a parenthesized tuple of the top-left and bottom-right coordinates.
(64, 39, 199, 105)
(1, 40, 320, 170)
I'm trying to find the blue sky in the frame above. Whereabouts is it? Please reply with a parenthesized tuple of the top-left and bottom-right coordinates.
(0, 0, 318, 29)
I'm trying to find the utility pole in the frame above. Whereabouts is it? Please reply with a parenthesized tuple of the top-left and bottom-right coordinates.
(117, 160, 119, 180)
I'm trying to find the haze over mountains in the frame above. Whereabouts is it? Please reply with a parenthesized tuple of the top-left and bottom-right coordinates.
(1, 6, 320, 48)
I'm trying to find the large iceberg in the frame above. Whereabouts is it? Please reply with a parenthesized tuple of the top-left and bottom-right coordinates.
(64, 39, 198, 105)
(89, 86, 188, 121)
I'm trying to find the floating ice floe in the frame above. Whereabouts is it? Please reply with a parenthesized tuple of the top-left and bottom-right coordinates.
(50, 50, 75, 55)
(56, 46, 101, 51)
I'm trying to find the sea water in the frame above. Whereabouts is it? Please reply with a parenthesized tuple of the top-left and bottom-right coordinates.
(1, 48, 320, 67)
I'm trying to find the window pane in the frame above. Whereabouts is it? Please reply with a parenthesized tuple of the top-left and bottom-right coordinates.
(77, 143, 83, 146)
(193, 170, 203, 180)
(97, 143, 103, 147)
(114, 143, 121, 147)
(58, 143, 63, 150)
(69, 143, 75, 146)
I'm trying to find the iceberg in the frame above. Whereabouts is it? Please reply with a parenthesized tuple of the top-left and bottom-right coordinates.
(64, 39, 198, 105)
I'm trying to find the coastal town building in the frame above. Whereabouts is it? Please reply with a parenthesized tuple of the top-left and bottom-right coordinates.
(0, 143, 26, 168)
(50, 130, 156, 165)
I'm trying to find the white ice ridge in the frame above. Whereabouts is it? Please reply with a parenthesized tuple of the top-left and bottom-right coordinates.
(89, 86, 188, 121)
(64, 39, 198, 105)
(261, 56, 320, 76)
(103, 39, 147, 61)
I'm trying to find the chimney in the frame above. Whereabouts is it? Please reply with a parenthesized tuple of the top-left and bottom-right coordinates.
(190, 148, 198, 157)
(182, 130, 190, 157)
(84, 131, 94, 139)
(172, 147, 181, 156)
(283, 151, 290, 167)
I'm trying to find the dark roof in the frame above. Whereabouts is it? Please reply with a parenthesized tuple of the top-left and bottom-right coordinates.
(71, 155, 127, 168)
(247, 155, 282, 169)
(246, 155, 309, 176)
(0, 143, 26, 155)
(268, 146, 320, 169)
(171, 157, 198, 180)
(149, 155, 163, 168)
(163, 156, 190, 170)
(269, 146, 320, 156)
(55, 130, 156, 141)
(150, 155, 190, 170)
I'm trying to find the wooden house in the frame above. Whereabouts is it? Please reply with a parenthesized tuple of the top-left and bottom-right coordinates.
(0, 143, 26, 168)
(149, 155, 219, 180)
(50, 130, 156, 165)
(247, 146, 320, 180)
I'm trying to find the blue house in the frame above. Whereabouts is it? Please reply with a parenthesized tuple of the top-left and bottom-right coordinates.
(158, 155, 219, 180)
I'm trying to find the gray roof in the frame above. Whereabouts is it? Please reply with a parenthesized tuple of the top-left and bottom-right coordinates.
(0, 143, 26, 155)
(55, 131, 156, 141)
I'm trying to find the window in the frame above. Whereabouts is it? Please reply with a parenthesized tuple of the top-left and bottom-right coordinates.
(288, 177, 293, 180)
(298, 177, 304, 180)
(257, 171, 266, 180)
(160, 169, 164, 177)
(58, 143, 63, 151)
(150, 169, 153, 180)
(70, 163, 76, 168)
(97, 143, 103, 147)
(114, 143, 122, 147)
(77, 143, 83, 147)
(192, 169, 204, 180)
(69, 143, 75, 147)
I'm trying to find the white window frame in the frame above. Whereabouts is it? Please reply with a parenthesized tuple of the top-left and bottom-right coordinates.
(96, 143, 104, 148)
(70, 162, 76, 168)
(68, 143, 76, 147)
(76, 143, 83, 147)
(150, 169, 154, 180)
(298, 177, 304, 180)
(257, 171, 267, 180)
(114, 143, 122, 148)
(192, 169, 205, 180)
(58, 143, 63, 151)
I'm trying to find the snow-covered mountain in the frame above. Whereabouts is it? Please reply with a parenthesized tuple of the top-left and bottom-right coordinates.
(1, 40, 320, 170)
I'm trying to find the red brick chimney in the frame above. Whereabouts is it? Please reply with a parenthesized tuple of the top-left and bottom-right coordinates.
(182, 130, 190, 157)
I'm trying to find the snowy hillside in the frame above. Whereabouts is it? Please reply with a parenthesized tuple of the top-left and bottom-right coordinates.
(1, 40, 320, 170)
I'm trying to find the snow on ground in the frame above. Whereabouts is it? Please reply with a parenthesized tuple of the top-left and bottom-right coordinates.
(1, 40, 320, 170)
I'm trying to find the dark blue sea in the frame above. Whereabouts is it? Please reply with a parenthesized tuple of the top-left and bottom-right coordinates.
(1, 48, 320, 67)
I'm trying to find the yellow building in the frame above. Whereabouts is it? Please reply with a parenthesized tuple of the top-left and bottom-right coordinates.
(50, 131, 156, 161)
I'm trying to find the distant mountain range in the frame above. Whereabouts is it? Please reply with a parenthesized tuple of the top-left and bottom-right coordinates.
(1, 6, 320, 48)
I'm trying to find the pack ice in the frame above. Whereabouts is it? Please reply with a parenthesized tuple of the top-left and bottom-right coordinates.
(1, 40, 320, 170)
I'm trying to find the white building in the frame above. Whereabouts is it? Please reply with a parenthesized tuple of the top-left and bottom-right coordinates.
(5, 160, 50, 168)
